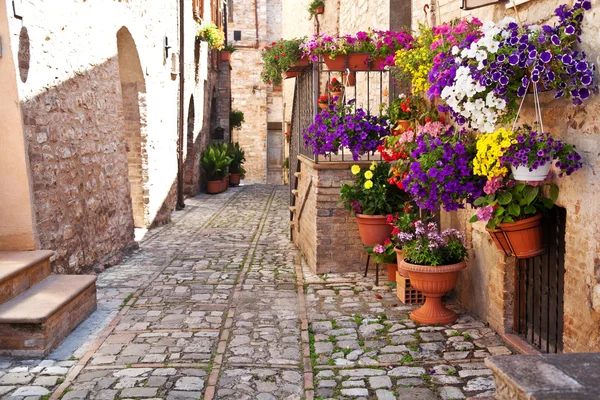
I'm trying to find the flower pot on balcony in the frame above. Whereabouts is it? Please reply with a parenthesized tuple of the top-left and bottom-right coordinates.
(318, 103, 328, 110)
(387, 264, 397, 282)
(393, 120, 410, 134)
(316, 5, 324, 14)
(511, 162, 551, 182)
(323, 54, 346, 70)
(229, 173, 241, 186)
(401, 259, 467, 325)
(285, 71, 301, 79)
(221, 51, 231, 62)
(493, 213, 545, 258)
(355, 214, 392, 247)
(347, 53, 371, 71)
(372, 56, 387, 70)
(394, 247, 408, 277)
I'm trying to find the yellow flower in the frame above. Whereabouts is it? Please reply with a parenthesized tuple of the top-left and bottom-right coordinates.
(351, 165, 361, 175)
(370, 161, 377, 171)
(364, 180, 373, 190)
(364, 171, 373, 180)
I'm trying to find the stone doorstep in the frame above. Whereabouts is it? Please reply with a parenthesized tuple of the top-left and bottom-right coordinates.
(0, 275, 97, 357)
(486, 353, 600, 399)
(0, 250, 54, 305)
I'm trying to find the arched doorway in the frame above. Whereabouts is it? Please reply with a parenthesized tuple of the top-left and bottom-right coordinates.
(116, 27, 149, 228)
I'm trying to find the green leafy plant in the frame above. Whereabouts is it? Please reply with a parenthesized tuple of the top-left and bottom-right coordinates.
(339, 162, 409, 216)
(200, 143, 232, 181)
(470, 179, 559, 229)
(230, 110, 245, 130)
(222, 44, 237, 53)
(368, 240, 396, 264)
(196, 23, 225, 50)
(227, 142, 246, 178)
(282, 157, 289, 169)
(261, 39, 305, 86)
(308, 0, 325, 18)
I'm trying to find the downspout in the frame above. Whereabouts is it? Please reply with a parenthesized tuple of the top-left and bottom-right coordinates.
(176, 0, 185, 210)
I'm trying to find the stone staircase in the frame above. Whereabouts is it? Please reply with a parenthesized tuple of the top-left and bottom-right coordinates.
(0, 250, 97, 357)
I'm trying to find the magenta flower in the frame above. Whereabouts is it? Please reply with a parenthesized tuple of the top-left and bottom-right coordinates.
(476, 206, 494, 222)
(373, 244, 385, 254)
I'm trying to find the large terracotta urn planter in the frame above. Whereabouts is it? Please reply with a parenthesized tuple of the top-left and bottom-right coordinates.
(394, 247, 408, 277)
(491, 213, 545, 258)
(386, 264, 397, 282)
(401, 259, 467, 325)
(229, 173, 241, 186)
(355, 214, 392, 247)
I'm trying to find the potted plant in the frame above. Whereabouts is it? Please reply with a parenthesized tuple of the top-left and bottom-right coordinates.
(200, 144, 232, 194)
(316, 95, 330, 110)
(387, 94, 422, 133)
(230, 109, 245, 130)
(308, 0, 325, 19)
(397, 221, 468, 324)
(329, 78, 343, 98)
(228, 142, 246, 186)
(370, 29, 414, 70)
(303, 99, 389, 160)
(221, 44, 236, 62)
(261, 39, 305, 86)
(339, 162, 409, 247)
(196, 23, 225, 50)
(370, 240, 397, 282)
(387, 204, 422, 277)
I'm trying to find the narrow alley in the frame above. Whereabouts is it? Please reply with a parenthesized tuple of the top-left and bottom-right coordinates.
(0, 185, 509, 399)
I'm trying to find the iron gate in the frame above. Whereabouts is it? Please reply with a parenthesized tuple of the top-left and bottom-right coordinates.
(514, 206, 566, 353)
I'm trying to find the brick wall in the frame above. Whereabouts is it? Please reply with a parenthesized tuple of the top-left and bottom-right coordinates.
(293, 157, 371, 274)
(3, 0, 226, 272)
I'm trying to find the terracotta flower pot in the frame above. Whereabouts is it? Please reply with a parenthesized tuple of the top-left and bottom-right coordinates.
(355, 214, 392, 247)
(323, 54, 346, 70)
(221, 176, 228, 192)
(330, 91, 343, 99)
(386, 264, 397, 282)
(316, 5, 324, 14)
(486, 226, 512, 254)
(347, 53, 371, 71)
(207, 180, 223, 194)
(221, 51, 231, 62)
(496, 213, 545, 258)
(394, 120, 410, 134)
(285, 71, 301, 79)
(318, 103, 328, 110)
(229, 173, 241, 186)
(394, 247, 408, 277)
(372, 56, 387, 70)
(401, 259, 467, 325)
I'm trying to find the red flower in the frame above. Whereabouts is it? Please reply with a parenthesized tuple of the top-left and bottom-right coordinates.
(386, 214, 394, 224)
(391, 227, 400, 235)
(384, 238, 391, 245)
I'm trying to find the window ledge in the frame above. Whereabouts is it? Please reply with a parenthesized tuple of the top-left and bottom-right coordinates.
(506, 0, 533, 8)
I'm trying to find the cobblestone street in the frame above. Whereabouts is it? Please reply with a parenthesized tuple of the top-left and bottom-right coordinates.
(0, 185, 511, 399)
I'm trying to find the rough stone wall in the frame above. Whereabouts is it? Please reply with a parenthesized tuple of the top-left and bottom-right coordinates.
(228, 0, 283, 183)
(4, 0, 224, 272)
(429, 0, 600, 353)
(293, 158, 370, 274)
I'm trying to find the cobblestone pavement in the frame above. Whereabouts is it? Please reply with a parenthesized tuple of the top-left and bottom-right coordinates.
(0, 184, 511, 399)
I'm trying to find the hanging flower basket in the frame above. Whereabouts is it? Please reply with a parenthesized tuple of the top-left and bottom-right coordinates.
(511, 162, 552, 182)
(316, 5, 324, 14)
(401, 259, 467, 325)
(355, 214, 392, 247)
(487, 213, 545, 258)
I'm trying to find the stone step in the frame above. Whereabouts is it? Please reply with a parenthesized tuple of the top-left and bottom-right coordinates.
(0, 274, 97, 357)
(486, 353, 600, 399)
(0, 250, 54, 305)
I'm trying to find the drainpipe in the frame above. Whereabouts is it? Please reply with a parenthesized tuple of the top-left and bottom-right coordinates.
(176, 0, 185, 210)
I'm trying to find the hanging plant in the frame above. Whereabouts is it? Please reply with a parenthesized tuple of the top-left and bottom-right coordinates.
(308, 0, 325, 19)
(261, 39, 305, 86)
(196, 23, 225, 50)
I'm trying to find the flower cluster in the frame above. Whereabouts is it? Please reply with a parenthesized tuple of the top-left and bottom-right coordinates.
(500, 128, 583, 177)
(196, 23, 225, 50)
(394, 30, 436, 94)
(329, 78, 343, 92)
(397, 221, 468, 266)
(473, 128, 514, 179)
(261, 39, 305, 86)
(303, 100, 389, 160)
(403, 129, 486, 211)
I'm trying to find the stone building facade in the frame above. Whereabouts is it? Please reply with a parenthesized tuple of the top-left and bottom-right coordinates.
(287, 0, 600, 354)
(0, 0, 231, 273)
(228, 0, 284, 183)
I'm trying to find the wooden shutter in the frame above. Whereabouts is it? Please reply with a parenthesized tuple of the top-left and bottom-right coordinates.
(193, 0, 203, 21)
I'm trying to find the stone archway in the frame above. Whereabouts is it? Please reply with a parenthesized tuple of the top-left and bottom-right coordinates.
(116, 27, 149, 228)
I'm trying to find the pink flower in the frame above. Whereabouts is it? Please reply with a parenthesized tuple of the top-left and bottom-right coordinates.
(477, 206, 494, 222)
(373, 244, 385, 254)
(483, 176, 503, 195)
(434, 24, 452, 35)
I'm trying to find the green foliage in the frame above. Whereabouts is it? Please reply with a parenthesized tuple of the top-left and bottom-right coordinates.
(282, 157, 289, 169)
(222, 44, 237, 52)
(470, 181, 559, 229)
(339, 162, 409, 216)
(230, 109, 245, 130)
(367, 240, 397, 264)
(261, 39, 304, 86)
(196, 23, 225, 50)
(308, 0, 325, 18)
(227, 142, 246, 178)
(200, 143, 232, 180)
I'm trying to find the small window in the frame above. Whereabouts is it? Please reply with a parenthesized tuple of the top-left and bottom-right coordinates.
(233, 30, 241, 41)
